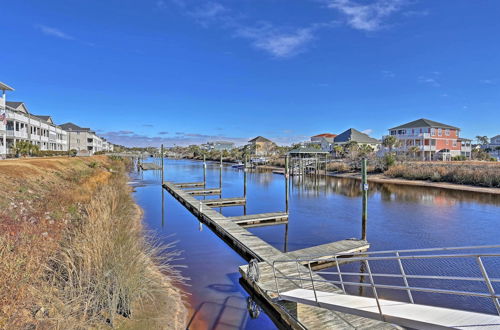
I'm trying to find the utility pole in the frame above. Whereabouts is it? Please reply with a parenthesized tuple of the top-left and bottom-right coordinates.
(361, 158, 368, 240)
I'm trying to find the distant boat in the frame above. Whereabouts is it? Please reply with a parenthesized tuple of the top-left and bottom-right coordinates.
(232, 162, 245, 169)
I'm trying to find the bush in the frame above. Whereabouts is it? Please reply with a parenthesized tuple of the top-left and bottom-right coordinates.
(385, 162, 500, 187)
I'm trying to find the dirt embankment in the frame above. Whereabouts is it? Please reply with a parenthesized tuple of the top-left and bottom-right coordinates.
(0, 156, 187, 329)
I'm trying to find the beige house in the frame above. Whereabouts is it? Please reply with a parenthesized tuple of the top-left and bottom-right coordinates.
(60, 122, 113, 155)
(248, 136, 276, 156)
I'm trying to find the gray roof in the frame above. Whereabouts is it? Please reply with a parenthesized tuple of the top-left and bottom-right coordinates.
(5, 101, 24, 109)
(249, 136, 272, 143)
(334, 128, 380, 144)
(390, 118, 459, 130)
(0, 82, 14, 91)
(288, 146, 329, 154)
(60, 122, 91, 132)
(33, 115, 52, 122)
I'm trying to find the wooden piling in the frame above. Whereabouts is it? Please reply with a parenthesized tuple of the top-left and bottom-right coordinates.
(285, 155, 289, 214)
(203, 154, 207, 188)
(361, 158, 368, 240)
(161, 144, 164, 183)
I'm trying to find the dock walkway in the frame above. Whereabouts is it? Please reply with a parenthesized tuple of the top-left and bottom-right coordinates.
(163, 181, 397, 329)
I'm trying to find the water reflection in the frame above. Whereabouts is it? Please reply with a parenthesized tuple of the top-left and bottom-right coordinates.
(133, 159, 500, 329)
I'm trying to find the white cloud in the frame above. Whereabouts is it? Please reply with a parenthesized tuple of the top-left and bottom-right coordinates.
(188, 2, 227, 26)
(36, 25, 74, 40)
(418, 72, 441, 87)
(326, 0, 405, 31)
(236, 24, 314, 58)
(382, 70, 395, 78)
(362, 129, 374, 135)
(480, 79, 495, 85)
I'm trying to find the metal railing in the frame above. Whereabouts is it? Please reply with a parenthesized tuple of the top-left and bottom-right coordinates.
(272, 245, 500, 319)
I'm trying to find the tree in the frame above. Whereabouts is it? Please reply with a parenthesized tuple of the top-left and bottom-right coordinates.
(408, 146, 420, 159)
(333, 145, 344, 158)
(382, 135, 398, 152)
(476, 136, 489, 145)
(12, 141, 39, 157)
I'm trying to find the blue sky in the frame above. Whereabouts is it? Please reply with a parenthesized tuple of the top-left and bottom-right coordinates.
(1, 0, 499, 147)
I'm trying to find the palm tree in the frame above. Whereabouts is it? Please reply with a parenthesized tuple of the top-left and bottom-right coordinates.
(333, 145, 344, 158)
(408, 146, 420, 159)
(382, 135, 398, 152)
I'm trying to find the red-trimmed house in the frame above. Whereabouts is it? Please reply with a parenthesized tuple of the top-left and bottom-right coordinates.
(388, 118, 470, 160)
(310, 133, 337, 152)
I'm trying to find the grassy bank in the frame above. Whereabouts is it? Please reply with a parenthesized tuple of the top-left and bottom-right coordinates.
(0, 156, 187, 329)
(385, 162, 500, 188)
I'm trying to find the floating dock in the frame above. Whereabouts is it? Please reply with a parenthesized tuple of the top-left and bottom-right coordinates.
(185, 187, 222, 196)
(227, 212, 289, 228)
(163, 181, 396, 329)
(173, 181, 205, 188)
(139, 162, 162, 170)
(203, 197, 246, 207)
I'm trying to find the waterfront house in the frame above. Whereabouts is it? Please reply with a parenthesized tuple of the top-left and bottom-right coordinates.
(387, 118, 467, 161)
(484, 135, 500, 160)
(333, 128, 380, 149)
(310, 133, 337, 152)
(248, 136, 276, 156)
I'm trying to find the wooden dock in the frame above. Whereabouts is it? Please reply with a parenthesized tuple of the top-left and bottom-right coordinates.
(173, 181, 205, 188)
(139, 162, 162, 170)
(203, 197, 246, 207)
(227, 212, 288, 228)
(185, 187, 222, 196)
(163, 181, 398, 329)
(286, 239, 369, 270)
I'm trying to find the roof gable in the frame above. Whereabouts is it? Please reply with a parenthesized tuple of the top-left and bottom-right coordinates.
(390, 118, 459, 130)
(249, 136, 272, 143)
(334, 128, 380, 144)
(33, 115, 53, 124)
(60, 122, 91, 132)
(6, 101, 29, 114)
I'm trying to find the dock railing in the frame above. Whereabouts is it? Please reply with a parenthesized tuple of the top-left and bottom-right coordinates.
(272, 245, 500, 319)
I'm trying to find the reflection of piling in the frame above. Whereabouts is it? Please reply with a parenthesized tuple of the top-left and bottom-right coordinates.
(361, 158, 368, 240)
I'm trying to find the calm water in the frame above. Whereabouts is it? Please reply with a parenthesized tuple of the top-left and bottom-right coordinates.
(131, 159, 500, 329)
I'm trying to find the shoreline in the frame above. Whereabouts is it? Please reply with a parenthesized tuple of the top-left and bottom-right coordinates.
(172, 156, 500, 195)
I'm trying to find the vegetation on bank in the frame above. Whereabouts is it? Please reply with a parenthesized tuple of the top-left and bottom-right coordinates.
(0, 156, 186, 329)
(385, 162, 500, 188)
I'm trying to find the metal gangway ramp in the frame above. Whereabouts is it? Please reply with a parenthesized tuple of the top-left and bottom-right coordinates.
(272, 245, 500, 330)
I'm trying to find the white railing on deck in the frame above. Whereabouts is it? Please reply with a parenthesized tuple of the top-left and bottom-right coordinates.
(272, 245, 500, 319)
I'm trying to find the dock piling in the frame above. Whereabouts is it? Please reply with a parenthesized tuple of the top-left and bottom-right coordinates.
(203, 154, 207, 188)
(361, 158, 368, 240)
(285, 155, 289, 214)
(161, 144, 164, 183)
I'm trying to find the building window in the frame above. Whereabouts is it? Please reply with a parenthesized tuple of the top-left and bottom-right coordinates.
(453, 140, 457, 147)
(431, 128, 435, 136)
(438, 128, 442, 136)
(445, 129, 450, 136)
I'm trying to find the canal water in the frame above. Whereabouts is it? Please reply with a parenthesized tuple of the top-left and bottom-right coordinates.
(131, 158, 500, 329)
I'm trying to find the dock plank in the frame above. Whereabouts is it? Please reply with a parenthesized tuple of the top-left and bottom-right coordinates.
(173, 181, 205, 188)
(202, 197, 246, 207)
(185, 187, 222, 196)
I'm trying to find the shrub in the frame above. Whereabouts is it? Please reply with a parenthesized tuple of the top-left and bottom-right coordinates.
(385, 162, 500, 187)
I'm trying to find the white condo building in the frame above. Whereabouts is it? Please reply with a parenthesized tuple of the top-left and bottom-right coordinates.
(1, 81, 113, 158)
(1, 82, 68, 158)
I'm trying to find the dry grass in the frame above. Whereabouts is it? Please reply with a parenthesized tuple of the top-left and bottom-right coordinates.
(0, 156, 187, 329)
(385, 162, 500, 188)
